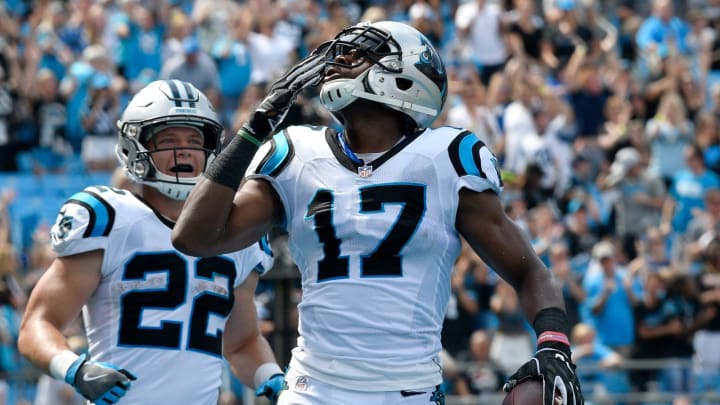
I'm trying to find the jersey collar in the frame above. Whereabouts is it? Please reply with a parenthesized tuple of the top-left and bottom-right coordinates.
(133, 193, 176, 229)
(325, 128, 420, 177)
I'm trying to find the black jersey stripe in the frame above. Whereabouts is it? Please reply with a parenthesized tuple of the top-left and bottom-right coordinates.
(470, 140, 487, 179)
(66, 190, 116, 237)
(448, 130, 473, 176)
(83, 189, 116, 236)
(66, 199, 97, 238)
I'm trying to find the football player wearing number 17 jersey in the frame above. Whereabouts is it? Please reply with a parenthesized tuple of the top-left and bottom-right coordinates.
(174, 21, 584, 405)
(18, 80, 285, 405)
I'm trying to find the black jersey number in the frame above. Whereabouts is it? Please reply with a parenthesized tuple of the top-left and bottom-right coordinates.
(118, 252, 236, 356)
(306, 184, 426, 281)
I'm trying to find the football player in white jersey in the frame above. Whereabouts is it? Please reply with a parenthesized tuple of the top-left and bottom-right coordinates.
(173, 21, 584, 405)
(18, 80, 285, 405)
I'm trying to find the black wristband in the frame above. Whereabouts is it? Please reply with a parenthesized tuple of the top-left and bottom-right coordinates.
(203, 130, 260, 191)
(533, 307, 571, 353)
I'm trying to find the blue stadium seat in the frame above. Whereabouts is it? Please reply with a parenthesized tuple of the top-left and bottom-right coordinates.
(8, 196, 46, 250)
(63, 153, 88, 175)
(0, 173, 42, 196)
(1, 171, 112, 252)
(86, 171, 114, 187)
(37, 173, 95, 199)
(15, 151, 35, 173)
(2, 170, 130, 253)
(7, 195, 65, 251)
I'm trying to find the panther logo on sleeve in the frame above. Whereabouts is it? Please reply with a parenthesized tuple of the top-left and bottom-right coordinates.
(51, 210, 74, 242)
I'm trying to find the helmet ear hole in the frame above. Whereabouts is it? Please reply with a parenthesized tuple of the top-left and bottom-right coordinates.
(395, 78, 412, 91)
(131, 155, 152, 179)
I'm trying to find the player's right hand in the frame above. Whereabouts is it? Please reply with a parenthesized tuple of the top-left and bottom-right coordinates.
(503, 346, 583, 405)
(241, 43, 330, 141)
(65, 353, 137, 404)
(255, 373, 285, 404)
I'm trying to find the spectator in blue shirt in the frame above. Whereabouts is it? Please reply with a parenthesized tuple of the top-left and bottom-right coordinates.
(571, 322, 631, 402)
(661, 144, 720, 236)
(121, 6, 165, 81)
(35, 31, 67, 83)
(635, 0, 691, 58)
(53, 2, 85, 57)
(58, 44, 113, 153)
(583, 241, 641, 357)
(212, 7, 253, 130)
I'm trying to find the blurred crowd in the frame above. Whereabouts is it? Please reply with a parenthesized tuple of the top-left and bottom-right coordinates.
(1, 0, 720, 403)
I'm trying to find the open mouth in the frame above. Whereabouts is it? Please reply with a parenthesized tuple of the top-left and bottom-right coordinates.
(169, 164, 194, 174)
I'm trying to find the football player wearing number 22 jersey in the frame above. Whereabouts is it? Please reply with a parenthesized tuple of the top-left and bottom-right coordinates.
(174, 21, 584, 405)
(18, 80, 285, 405)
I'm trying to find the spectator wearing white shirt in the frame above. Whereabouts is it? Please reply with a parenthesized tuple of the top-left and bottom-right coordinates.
(246, 7, 300, 86)
(455, 0, 509, 85)
(446, 76, 503, 153)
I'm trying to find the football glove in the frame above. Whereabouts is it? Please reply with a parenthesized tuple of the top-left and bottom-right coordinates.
(242, 43, 329, 141)
(255, 373, 285, 404)
(503, 346, 583, 405)
(65, 353, 136, 405)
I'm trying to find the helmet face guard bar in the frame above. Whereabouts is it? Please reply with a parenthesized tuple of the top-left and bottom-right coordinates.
(118, 116, 223, 155)
(145, 146, 213, 180)
(322, 24, 402, 73)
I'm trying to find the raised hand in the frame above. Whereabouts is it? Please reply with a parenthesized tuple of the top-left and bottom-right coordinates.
(242, 43, 329, 142)
(65, 353, 137, 405)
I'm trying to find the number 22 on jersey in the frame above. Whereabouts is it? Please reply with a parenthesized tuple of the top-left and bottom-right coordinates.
(118, 252, 236, 357)
(305, 183, 425, 282)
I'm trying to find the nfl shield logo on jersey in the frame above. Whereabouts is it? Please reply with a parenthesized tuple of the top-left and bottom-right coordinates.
(358, 164, 373, 178)
(294, 376, 309, 392)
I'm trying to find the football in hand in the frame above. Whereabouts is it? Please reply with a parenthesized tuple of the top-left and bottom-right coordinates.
(502, 380, 562, 405)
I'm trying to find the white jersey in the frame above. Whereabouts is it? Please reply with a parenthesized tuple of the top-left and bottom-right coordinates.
(247, 125, 502, 391)
(49, 185, 273, 405)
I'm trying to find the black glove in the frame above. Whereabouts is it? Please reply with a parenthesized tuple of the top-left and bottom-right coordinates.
(242, 44, 329, 141)
(503, 345, 583, 405)
(65, 353, 137, 404)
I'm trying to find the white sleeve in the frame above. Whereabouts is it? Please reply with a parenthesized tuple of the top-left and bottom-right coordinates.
(50, 190, 114, 257)
(447, 130, 504, 196)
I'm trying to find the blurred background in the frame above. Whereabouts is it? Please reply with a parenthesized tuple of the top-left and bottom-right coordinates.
(1, 0, 720, 404)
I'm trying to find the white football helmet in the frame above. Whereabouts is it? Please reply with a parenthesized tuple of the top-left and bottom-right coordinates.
(116, 80, 224, 200)
(319, 21, 447, 130)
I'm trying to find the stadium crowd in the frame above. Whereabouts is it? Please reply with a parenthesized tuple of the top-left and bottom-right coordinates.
(1, 0, 720, 403)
